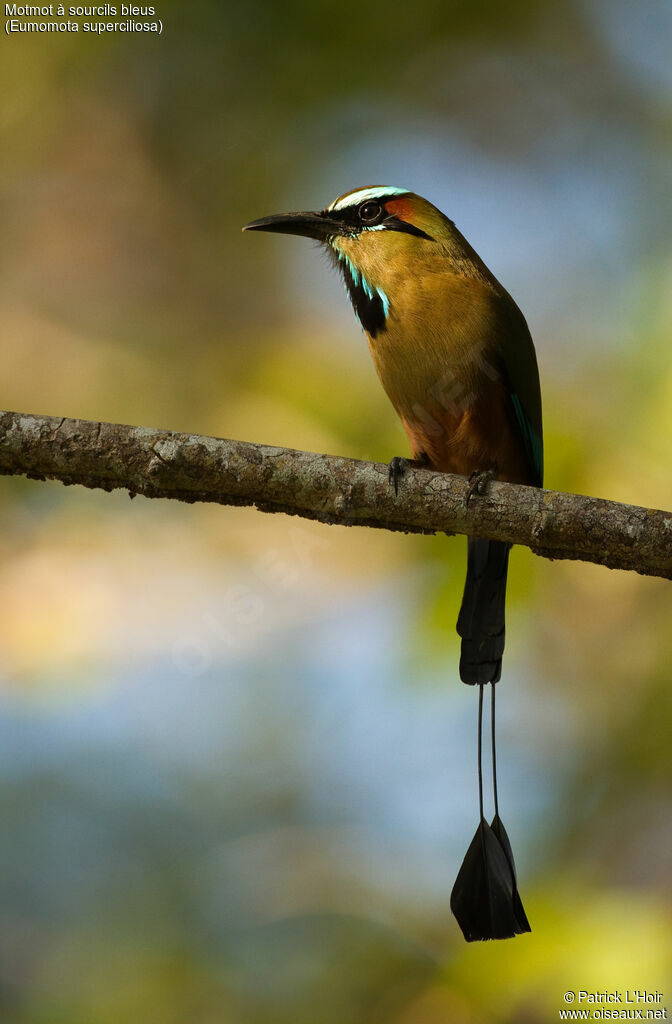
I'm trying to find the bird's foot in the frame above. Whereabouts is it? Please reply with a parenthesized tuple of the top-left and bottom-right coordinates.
(388, 453, 429, 496)
(465, 467, 496, 508)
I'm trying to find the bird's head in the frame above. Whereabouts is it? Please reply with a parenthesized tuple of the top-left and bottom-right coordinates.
(243, 186, 456, 337)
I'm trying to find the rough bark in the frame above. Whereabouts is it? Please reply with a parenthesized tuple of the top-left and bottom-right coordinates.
(1, 409, 671, 580)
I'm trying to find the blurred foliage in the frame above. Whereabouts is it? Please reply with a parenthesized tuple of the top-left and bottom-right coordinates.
(2, 0, 672, 1021)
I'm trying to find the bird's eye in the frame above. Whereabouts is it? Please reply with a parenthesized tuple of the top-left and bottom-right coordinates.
(359, 201, 383, 224)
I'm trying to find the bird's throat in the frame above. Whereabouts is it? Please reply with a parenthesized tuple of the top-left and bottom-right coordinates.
(330, 242, 390, 338)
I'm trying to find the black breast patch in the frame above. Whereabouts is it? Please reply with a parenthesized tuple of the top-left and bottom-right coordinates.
(336, 255, 389, 338)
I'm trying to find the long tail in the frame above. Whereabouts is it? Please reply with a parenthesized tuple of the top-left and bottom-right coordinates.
(457, 538, 511, 685)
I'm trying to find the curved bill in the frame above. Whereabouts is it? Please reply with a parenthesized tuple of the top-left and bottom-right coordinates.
(242, 211, 343, 241)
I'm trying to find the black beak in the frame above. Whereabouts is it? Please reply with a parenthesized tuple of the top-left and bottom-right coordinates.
(242, 211, 343, 241)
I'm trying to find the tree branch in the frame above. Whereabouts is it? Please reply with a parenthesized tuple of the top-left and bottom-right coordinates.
(1, 409, 671, 580)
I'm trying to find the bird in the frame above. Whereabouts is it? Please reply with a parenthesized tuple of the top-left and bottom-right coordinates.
(244, 186, 543, 941)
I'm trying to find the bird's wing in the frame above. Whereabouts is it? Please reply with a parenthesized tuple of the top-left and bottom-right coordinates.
(492, 294, 544, 488)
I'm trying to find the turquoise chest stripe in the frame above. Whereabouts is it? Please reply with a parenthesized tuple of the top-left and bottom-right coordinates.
(334, 246, 391, 322)
(331, 243, 390, 337)
(341, 251, 360, 288)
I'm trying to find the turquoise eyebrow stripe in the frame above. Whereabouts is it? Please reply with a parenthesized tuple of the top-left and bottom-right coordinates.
(328, 185, 410, 212)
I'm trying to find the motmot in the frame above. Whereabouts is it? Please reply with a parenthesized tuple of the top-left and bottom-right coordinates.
(244, 186, 543, 941)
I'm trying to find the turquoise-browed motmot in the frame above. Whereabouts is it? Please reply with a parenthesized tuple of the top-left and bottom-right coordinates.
(244, 186, 543, 941)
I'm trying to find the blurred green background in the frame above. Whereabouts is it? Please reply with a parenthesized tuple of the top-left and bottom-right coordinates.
(1, 1, 672, 1021)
